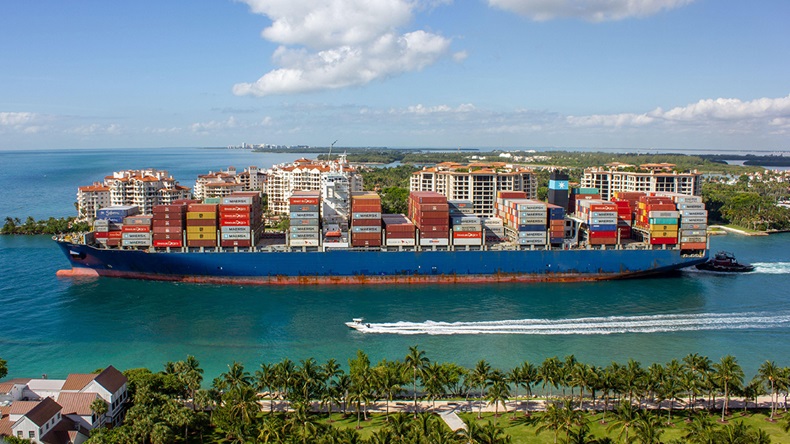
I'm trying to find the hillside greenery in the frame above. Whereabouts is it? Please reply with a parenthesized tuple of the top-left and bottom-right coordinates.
(1, 216, 91, 235)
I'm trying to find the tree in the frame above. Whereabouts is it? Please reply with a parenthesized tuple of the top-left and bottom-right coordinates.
(472, 359, 492, 419)
(682, 353, 711, 409)
(712, 355, 744, 422)
(220, 361, 252, 392)
(174, 355, 203, 409)
(757, 360, 782, 420)
(255, 363, 278, 413)
(607, 400, 637, 443)
(0, 357, 7, 380)
(540, 357, 562, 399)
(423, 362, 447, 408)
(373, 359, 404, 421)
(631, 410, 664, 444)
(90, 398, 109, 428)
(487, 371, 511, 422)
(404, 345, 429, 417)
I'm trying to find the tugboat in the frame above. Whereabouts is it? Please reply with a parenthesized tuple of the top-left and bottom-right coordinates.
(696, 251, 755, 273)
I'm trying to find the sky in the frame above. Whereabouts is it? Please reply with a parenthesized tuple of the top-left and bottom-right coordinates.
(1, 0, 789, 151)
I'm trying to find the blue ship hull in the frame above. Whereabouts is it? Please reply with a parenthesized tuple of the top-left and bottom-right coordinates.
(56, 241, 707, 285)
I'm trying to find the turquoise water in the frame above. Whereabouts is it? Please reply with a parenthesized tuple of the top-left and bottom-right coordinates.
(1, 149, 789, 381)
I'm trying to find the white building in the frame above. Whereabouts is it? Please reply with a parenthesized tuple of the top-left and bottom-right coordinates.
(193, 166, 266, 200)
(266, 157, 362, 215)
(0, 366, 128, 443)
(581, 167, 703, 201)
(410, 162, 538, 217)
(77, 169, 191, 219)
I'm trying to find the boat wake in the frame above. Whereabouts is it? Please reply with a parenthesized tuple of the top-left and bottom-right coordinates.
(751, 262, 790, 274)
(353, 312, 790, 335)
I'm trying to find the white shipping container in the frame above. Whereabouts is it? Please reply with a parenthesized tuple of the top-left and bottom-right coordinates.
(352, 212, 382, 219)
(648, 211, 680, 218)
(517, 211, 546, 218)
(221, 226, 251, 233)
(677, 203, 706, 210)
(290, 212, 319, 219)
(517, 238, 546, 245)
(514, 217, 547, 225)
(290, 225, 320, 233)
(453, 225, 481, 232)
(221, 232, 251, 240)
(519, 231, 547, 239)
(323, 242, 349, 248)
(682, 217, 707, 224)
(352, 226, 382, 233)
(222, 196, 256, 205)
(680, 210, 708, 217)
(122, 239, 152, 246)
(385, 238, 416, 246)
(290, 239, 321, 247)
(121, 232, 152, 240)
(452, 237, 483, 246)
(419, 237, 449, 246)
(589, 211, 618, 218)
(589, 218, 618, 225)
(680, 230, 706, 237)
(680, 236, 707, 243)
(482, 218, 504, 226)
(674, 196, 703, 203)
(290, 232, 320, 239)
(451, 216, 481, 225)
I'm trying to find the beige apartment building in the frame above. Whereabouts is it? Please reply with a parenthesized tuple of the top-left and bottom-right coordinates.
(581, 167, 703, 200)
(77, 169, 190, 219)
(410, 162, 538, 216)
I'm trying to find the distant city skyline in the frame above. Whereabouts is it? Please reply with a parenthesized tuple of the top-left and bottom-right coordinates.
(1, 0, 789, 151)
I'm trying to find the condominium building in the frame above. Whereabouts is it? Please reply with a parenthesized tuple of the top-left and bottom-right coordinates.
(193, 166, 266, 200)
(410, 162, 538, 217)
(581, 167, 703, 201)
(266, 157, 363, 215)
(77, 169, 191, 219)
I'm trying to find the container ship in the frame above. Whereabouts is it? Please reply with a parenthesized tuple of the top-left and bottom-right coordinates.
(55, 176, 708, 285)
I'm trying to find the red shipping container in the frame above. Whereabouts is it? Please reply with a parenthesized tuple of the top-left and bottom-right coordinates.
(589, 231, 617, 239)
(220, 219, 251, 227)
(220, 204, 251, 213)
(351, 204, 382, 212)
(351, 218, 382, 227)
(384, 225, 415, 233)
(412, 203, 449, 212)
(352, 241, 382, 247)
(497, 191, 528, 199)
(108, 231, 123, 239)
(152, 219, 184, 228)
(152, 212, 185, 221)
(289, 197, 320, 205)
(645, 204, 677, 211)
(385, 232, 415, 239)
(187, 203, 218, 212)
(453, 231, 482, 239)
(152, 226, 183, 234)
(421, 230, 449, 239)
(186, 219, 217, 227)
(172, 199, 200, 205)
(588, 204, 617, 212)
(419, 224, 450, 231)
(650, 237, 677, 245)
(153, 205, 187, 214)
(153, 232, 183, 240)
(106, 239, 121, 247)
(589, 238, 617, 245)
(94, 231, 109, 239)
(410, 192, 446, 204)
(122, 225, 151, 233)
(187, 239, 217, 247)
(220, 212, 251, 220)
(153, 240, 183, 248)
(414, 217, 449, 226)
(352, 233, 381, 241)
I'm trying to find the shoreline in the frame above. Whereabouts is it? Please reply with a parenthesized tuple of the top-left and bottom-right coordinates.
(708, 225, 769, 236)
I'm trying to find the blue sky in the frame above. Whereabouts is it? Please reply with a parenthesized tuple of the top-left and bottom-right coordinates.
(1, 0, 789, 151)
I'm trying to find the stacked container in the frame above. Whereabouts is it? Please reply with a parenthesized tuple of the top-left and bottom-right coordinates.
(350, 191, 382, 247)
(95, 206, 139, 248)
(495, 191, 528, 219)
(449, 200, 482, 246)
(152, 203, 187, 248)
(382, 214, 416, 246)
(502, 198, 548, 246)
(635, 195, 679, 245)
(569, 188, 601, 216)
(220, 192, 263, 248)
(186, 203, 218, 248)
(654, 193, 707, 249)
(409, 191, 449, 246)
(613, 200, 633, 240)
(121, 215, 152, 248)
(576, 199, 618, 245)
(482, 217, 506, 243)
(289, 190, 321, 247)
(546, 203, 565, 244)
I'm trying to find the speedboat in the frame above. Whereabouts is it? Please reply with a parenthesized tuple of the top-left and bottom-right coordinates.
(345, 318, 371, 331)
(695, 251, 754, 273)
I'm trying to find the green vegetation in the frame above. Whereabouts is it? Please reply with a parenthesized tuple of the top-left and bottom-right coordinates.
(703, 179, 790, 231)
(5, 349, 788, 443)
(1, 216, 91, 235)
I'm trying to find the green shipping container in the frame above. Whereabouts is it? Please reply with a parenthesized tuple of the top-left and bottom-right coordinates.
(649, 217, 678, 225)
(203, 198, 221, 204)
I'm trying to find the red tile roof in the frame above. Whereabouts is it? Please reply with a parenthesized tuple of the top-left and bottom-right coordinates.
(9, 401, 38, 416)
(56, 392, 98, 416)
(62, 373, 97, 391)
(24, 397, 61, 427)
(0, 418, 12, 437)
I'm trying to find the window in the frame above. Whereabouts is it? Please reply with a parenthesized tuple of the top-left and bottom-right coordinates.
(30, 431, 36, 438)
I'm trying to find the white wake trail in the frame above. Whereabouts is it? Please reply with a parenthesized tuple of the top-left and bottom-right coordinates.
(751, 262, 790, 274)
(353, 312, 790, 335)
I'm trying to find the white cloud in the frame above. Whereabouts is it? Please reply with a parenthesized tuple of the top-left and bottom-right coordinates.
(488, 0, 695, 22)
(67, 123, 122, 136)
(0, 112, 37, 127)
(234, 0, 454, 96)
(402, 103, 477, 114)
(568, 95, 790, 129)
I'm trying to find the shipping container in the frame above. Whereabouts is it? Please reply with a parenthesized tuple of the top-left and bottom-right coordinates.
(680, 242, 707, 249)
(121, 232, 151, 240)
(221, 232, 252, 240)
(221, 196, 258, 205)
(187, 239, 217, 248)
(221, 226, 251, 233)
(121, 239, 151, 247)
(290, 218, 320, 226)
(186, 232, 217, 240)
(419, 237, 449, 246)
(153, 232, 183, 240)
(290, 239, 321, 247)
(385, 238, 416, 246)
(153, 239, 183, 248)
(290, 225, 321, 233)
(220, 239, 253, 247)
(121, 225, 151, 233)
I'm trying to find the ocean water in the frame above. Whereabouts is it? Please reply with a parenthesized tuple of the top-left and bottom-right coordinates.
(1, 148, 789, 382)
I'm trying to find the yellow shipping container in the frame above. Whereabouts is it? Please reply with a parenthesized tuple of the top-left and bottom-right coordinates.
(186, 232, 217, 240)
(649, 224, 678, 231)
(186, 226, 216, 233)
(186, 212, 217, 220)
(649, 230, 678, 238)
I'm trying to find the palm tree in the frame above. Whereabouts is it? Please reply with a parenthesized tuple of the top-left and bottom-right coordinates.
(507, 365, 524, 418)
(348, 387, 370, 429)
(486, 371, 510, 422)
(660, 359, 683, 424)
(535, 400, 572, 444)
(622, 359, 645, 405)
(476, 420, 511, 444)
(606, 400, 636, 443)
(540, 356, 562, 399)
(570, 363, 594, 411)
(682, 410, 716, 444)
(712, 355, 744, 422)
(335, 374, 352, 416)
(90, 398, 109, 428)
(404, 345, 429, 417)
(682, 353, 711, 408)
(296, 358, 321, 405)
(423, 361, 448, 409)
(757, 360, 781, 420)
(472, 359, 491, 419)
(274, 358, 295, 405)
(221, 361, 252, 392)
(631, 410, 664, 444)
(255, 363, 277, 413)
(373, 360, 404, 421)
